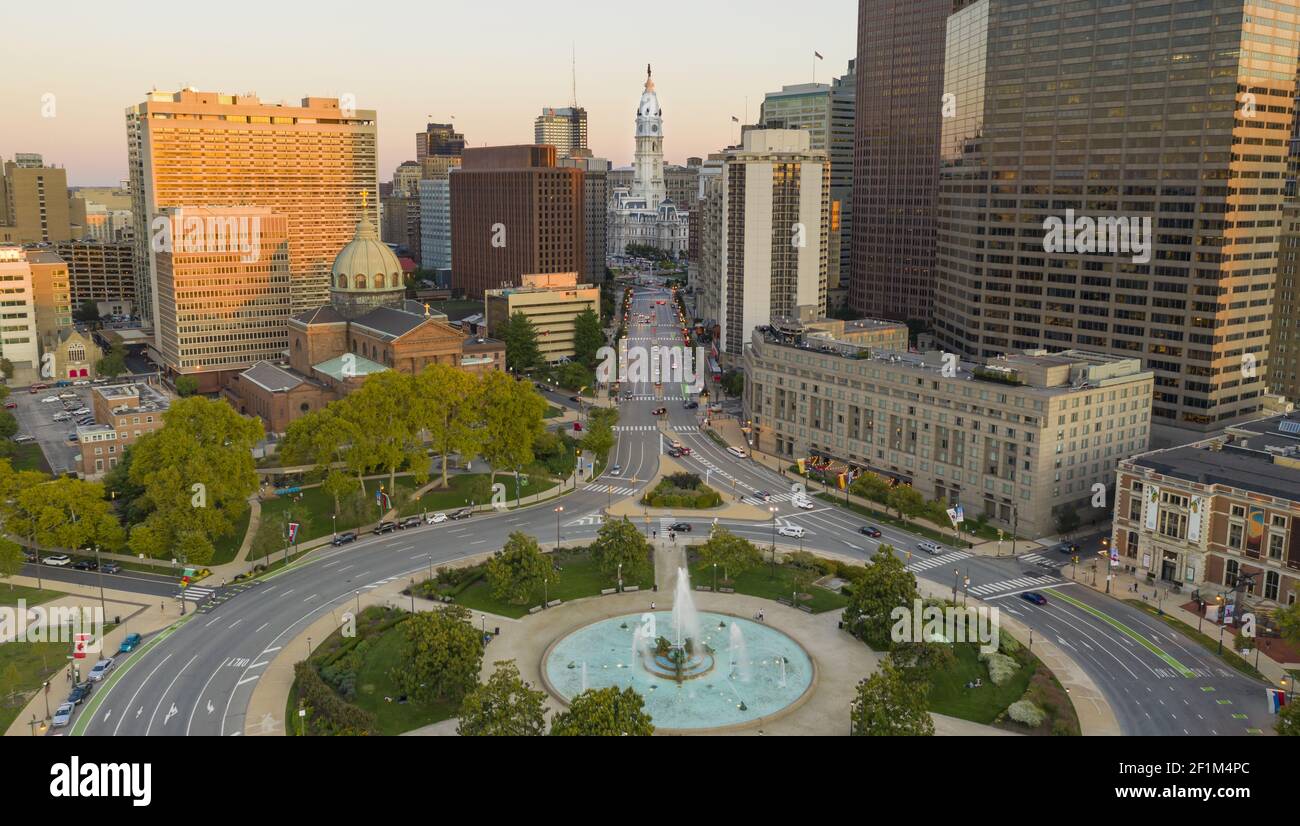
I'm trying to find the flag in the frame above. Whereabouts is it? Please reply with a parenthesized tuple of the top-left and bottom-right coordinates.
(731, 115, 739, 123)
(287, 522, 299, 543)
(73, 633, 91, 660)
(814, 51, 824, 60)
(797, 458, 806, 475)
(1268, 688, 1288, 714)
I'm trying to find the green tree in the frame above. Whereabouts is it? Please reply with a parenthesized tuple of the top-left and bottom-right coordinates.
(126, 396, 262, 564)
(695, 527, 763, 581)
(1054, 506, 1081, 538)
(393, 605, 483, 704)
(498, 311, 542, 374)
(479, 372, 546, 486)
(338, 372, 426, 495)
(1277, 699, 1300, 735)
(74, 300, 101, 325)
(850, 659, 934, 736)
(174, 375, 199, 397)
(0, 358, 13, 380)
(457, 659, 548, 736)
(486, 531, 553, 605)
(0, 410, 17, 441)
(843, 545, 918, 650)
(15, 476, 126, 556)
(1277, 601, 1300, 649)
(282, 406, 361, 490)
(721, 370, 744, 397)
(581, 416, 615, 462)
(572, 308, 605, 368)
(95, 343, 128, 378)
(415, 364, 482, 489)
(319, 470, 357, 516)
(886, 485, 926, 520)
(891, 638, 955, 685)
(849, 473, 890, 504)
(0, 538, 23, 589)
(550, 686, 654, 736)
(588, 517, 652, 586)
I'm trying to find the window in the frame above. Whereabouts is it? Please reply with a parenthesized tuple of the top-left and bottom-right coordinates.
(1158, 509, 1187, 540)
(1269, 532, 1285, 560)
(1228, 522, 1244, 549)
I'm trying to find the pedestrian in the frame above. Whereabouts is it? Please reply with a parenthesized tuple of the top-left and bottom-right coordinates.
(652, 530, 657, 539)
(651, 602, 657, 611)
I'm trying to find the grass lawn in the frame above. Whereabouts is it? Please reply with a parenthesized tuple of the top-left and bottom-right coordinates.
(209, 507, 252, 566)
(544, 405, 565, 419)
(443, 547, 654, 619)
(398, 473, 560, 516)
(926, 643, 1033, 723)
(0, 585, 64, 609)
(259, 478, 420, 546)
(686, 560, 849, 614)
(287, 608, 457, 736)
(7, 443, 51, 473)
(0, 638, 74, 733)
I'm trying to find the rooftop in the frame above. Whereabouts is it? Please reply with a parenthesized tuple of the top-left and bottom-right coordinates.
(313, 354, 388, 382)
(1125, 413, 1300, 502)
(240, 361, 303, 393)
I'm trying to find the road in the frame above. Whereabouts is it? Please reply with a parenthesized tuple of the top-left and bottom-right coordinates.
(73, 285, 1268, 736)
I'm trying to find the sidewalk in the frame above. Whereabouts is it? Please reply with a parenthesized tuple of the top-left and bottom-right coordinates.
(605, 453, 769, 522)
(3, 575, 178, 736)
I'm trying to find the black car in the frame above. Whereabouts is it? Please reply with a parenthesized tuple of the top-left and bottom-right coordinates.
(859, 526, 882, 538)
(373, 521, 397, 535)
(683, 401, 699, 410)
(668, 522, 692, 532)
(449, 508, 473, 520)
(332, 531, 357, 546)
(101, 562, 122, 574)
(22, 550, 36, 562)
(1055, 542, 1080, 554)
(72, 559, 98, 571)
(652, 407, 667, 415)
(68, 681, 94, 705)
(399, 516, 423, 530)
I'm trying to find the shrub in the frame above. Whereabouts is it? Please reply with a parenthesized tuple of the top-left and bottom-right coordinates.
(294, 661, 377, 735)
(1007, 700, 1047, 728)
(979, 651, 1020, 686)
(998, 631, 1022, 655)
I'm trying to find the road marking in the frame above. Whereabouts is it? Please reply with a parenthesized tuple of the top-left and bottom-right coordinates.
(145, 653, 197, 736)
(1050, 590, 1194, 678)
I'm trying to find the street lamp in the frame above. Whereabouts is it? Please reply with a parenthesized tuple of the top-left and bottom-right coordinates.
(93, 545, 106, 621)
(554, 505, 564, 549)
(1215, 595, 1226, 654)
(952, 569, 961, 604)
(769, 506, 779, 579)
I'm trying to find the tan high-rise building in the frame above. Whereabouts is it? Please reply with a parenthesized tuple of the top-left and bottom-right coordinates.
(52, 240, 136, 317)
(932, 0, 1298, 445)
(126, 90, 378, 333)
(154, 207, 293, 392)
(25, 251, 72, 353)
(0, 157, 73, 243)
(0, 247, 43, 381)
(484, 272, 599, 363)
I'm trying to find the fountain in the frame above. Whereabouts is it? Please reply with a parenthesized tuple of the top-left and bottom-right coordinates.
(543, 568, 814, 729)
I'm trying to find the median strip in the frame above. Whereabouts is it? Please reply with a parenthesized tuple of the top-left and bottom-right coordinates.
(1050, 590, 1194, 678)
(70, 616, 193, 736)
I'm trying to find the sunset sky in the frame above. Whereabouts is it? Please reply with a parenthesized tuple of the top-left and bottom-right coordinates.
(0, 0, 855, 186)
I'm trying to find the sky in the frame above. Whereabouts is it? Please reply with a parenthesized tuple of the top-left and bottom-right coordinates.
(0, 0, 856, 186)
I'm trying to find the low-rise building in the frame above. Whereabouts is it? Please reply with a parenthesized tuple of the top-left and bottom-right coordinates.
(484, 272, 599, 363)
(745, 326, 1154, 537)
(77, 382, 168, 478)
(1114, 413, 1300, 608)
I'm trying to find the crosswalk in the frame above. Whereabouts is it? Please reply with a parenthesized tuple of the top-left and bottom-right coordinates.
(614, 425, 659, 432)
(968, 575, 1067, 598)
(670, 425, 699, 433)
(180, 585, 215, 603)
(584, 483, 639, 497)
(905, 550, 972, 572)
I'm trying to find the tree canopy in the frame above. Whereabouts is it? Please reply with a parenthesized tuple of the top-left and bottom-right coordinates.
(549, 686, 654, 736)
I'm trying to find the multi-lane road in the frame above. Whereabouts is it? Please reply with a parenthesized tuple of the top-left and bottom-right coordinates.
(73, 285, 1267, 736)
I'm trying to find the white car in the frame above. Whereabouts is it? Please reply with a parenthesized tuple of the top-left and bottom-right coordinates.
(793, 498, 816, 510)
(918, 541, 946, 556)
(41, 396, 60, 403)
(72, 408, 91, 416)
(13, 435, 34, 443)
(426, 512, 448, 524)
(88, 658, 115, 681)
(777, 525, 806, 539)
(609, 465, 622, 476)
(73, 380, 90, 386)
(43, 554, 71, 566)
(51, 702, 75, 728)
(53, 412, 71, 422)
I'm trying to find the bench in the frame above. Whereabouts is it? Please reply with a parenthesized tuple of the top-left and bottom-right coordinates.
(546, 599, 562, 608)
(624, 585, 640, 593)
(798, 605, 813, 614)
(528, 606, 542, 615)
(719, 587, 736, 594)
(600, 588, 617, 596)
(777, 597, 794, 607)
(695, 585, 713, 592)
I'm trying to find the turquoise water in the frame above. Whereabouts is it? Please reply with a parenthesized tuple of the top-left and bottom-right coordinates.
(544, 611, 813, 730)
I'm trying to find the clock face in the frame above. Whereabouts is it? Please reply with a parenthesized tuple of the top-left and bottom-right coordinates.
(651, 124, 658, 133)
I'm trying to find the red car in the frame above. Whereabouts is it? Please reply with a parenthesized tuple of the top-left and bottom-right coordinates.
(573, 421, 583, 432)
(3, 402, 15, 409)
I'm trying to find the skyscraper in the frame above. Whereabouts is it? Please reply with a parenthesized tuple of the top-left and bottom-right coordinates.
(0, 156, 72, 243)
(931, 0, 1299, 442)
(849, 0, 961, 322)
(125, 90, 378, 331)
(558, 151, 611, 284)
(416, 122, 466, 161)
(534, 107, 588, 160)
(449, 145, 584, 300)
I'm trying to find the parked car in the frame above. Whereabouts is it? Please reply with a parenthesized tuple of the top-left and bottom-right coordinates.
(668, 522, 693, 532)
(372, 521, 397, 535)
(13, 435, 34, 443)
(426, 512, 448, 524)
(67, 433, 79, 443)
(29, 383, 49, 393)
(917, 541, 945, 556)
(399, 516, 423, 530)
(72, 559, 97, 571)
(53, 412, 71, 421)
(73, 380, 90, 386)
(59, 392, 77, 399)
(41, 396, 60, 403)
(2, 401, 14, 409)
(101, 562, 121, 574)
(117, 633, 142, 654)
(43, 554, 71, 566)
(88, 658, 115, 681)
(777, 525, 806, 539)
(449, 508, 473, 520)
(67, 681, 94, 705)
(22, 550, 36, 562)
(1021, 591, 1048, 606)
(52, 702, 75, 728)
(569, 396, 581, 403)
(331, 531, 357, 546)
(859, 526, 883, 538)
(72, 408, 91, 416)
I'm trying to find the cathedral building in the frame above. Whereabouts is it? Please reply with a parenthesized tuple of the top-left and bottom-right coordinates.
(223, 209, 504, 434)
(607, 66, 689, 258)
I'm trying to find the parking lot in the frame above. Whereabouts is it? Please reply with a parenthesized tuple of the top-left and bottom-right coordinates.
(8, 383, 96, 475)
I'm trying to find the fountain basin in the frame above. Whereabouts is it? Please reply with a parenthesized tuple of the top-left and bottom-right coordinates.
(543, 611, 814, 731)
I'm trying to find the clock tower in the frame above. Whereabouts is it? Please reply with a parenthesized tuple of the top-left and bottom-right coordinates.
(633, 64, 667, 210)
